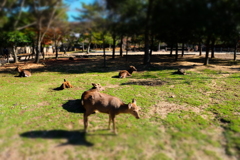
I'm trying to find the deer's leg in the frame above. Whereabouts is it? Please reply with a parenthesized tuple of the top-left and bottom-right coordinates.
(111, 114, 117, 134)
(83, 111, 91, 133)
(108, 114, 112, 130)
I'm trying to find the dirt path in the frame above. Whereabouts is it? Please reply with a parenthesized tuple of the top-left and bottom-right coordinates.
(0, 54, 239, 73)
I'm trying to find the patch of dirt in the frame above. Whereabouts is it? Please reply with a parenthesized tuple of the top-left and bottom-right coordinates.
(1, 54, 239, 74)
(37, 101, 51, 107)
(122, 79, 166, 86)
(146, 101, 208, 119)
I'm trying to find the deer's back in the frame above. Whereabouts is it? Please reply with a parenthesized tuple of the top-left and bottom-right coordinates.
(82, 91, 124, 113)
(119, 70, 130, 78)
(21, 70, 31, 77)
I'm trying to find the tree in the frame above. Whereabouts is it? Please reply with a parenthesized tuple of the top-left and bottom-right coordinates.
(0, 0, 31, 63)
(4, 31, 31, 63)
(26, 0, 67, 63)
(75, 1, 111, 67)
(105, 0, 147, 61)
(0, 0, 68, 63)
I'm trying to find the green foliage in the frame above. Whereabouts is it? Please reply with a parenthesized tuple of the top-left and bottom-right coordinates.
(5, 31, 31, 44)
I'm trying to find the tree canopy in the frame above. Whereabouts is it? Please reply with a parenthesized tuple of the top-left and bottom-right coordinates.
(1, 0, 240, 65)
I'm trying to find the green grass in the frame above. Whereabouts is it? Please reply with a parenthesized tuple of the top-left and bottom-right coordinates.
(0, 60, 240, 160)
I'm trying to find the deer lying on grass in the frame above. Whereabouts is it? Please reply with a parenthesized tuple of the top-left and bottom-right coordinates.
(15, 66, 31, 77)
(118, 66, 137, 78)
(60, 79, 73, 89)
(173, 68, 186, 75)
(81, 86, 140, 134)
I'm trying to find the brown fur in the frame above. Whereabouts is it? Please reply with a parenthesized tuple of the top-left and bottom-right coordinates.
(60, 79, 73, 89)
(118, 66, 137, 78)
(81, 83, 105, 106)
(177, 68, 186, 75)
(81, 86, 140, 134)
(15, 66, 31, 77)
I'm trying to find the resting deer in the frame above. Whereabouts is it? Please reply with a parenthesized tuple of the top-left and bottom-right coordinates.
(176, 68, 186, 75)
(81, 87, 140, 134)
(118, 66, 137, 78)
(15, 66, 31, 77)
(60, 79, 73, 89)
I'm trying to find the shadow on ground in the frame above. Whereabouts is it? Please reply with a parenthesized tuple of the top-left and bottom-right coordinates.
(52, 87, 64, 91)
(62, 99, 85, 113)
(20, 130, 93, 146)
(121, 80, 167, 86)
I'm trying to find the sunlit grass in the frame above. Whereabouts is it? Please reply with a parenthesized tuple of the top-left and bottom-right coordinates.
(0, 64, 239, 159)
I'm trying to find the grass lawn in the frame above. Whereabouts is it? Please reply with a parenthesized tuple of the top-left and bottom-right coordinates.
(0, 55, 239, 160)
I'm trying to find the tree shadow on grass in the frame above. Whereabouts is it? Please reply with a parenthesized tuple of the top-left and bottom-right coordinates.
(121, 79, 167, 86)
(20, 130, 93, 146)
(62, 99, 85, 113)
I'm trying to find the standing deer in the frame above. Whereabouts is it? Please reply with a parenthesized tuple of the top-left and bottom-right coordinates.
(118, 66, 137, 78)
(15, 66, 31, 77)
(60, 79, 73, 89)
(81, 83, 105, 106)
(81, 87, 140, 134)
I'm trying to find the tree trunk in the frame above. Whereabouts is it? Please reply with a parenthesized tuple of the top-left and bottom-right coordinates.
(234, 42, 237, 61)
(143, 0, 153, 65)
(31, 40, 35, 60)
(112, 34, 116, 59)
(42, 45, 45, 60)
(199, 43, 202, 56)
(158, 42, 160, 51)
(211, 39, 215, 58)
(233, 37, 239, 61)
(82, 42, 85, 52)
(181, 43, 184, 57)
(55, 44, 58, 60)
(126, 39, 129, 61)
(35, 30, 41, 63)
(12, 45, 18, 63)
(63, 47, 66, 54)
(87, 43, 91, 54)
(103, 38, 106, 67)
(120, 35, 123, 57)
(170, 44, 173, 56)
(175, 43, 178, 61)
(204, 39, 210, 65)
(149, 35, 154, 56)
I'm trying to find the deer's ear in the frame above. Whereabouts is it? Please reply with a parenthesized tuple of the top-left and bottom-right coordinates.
(128, 103, 132, 109)
(132, 99, 136, 104)
(92, 83, 96, 87)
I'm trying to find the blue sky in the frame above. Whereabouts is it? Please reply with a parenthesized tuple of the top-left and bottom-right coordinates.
(64, 0, 94, 22)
